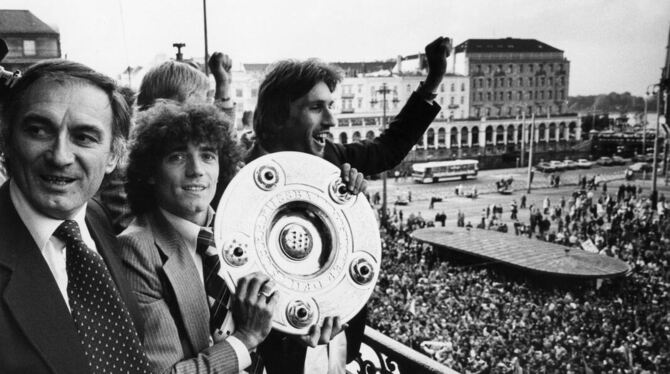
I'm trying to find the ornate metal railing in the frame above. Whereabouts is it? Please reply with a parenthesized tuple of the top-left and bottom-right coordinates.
(349, 327, 458, 374)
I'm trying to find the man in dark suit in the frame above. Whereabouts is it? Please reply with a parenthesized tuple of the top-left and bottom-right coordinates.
(118, 101, 278, 373)
(0, 60, 150, 373)
(247, 37, 451, 373)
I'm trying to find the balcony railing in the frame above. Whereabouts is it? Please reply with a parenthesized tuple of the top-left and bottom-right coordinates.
(349, 327, 457, 374)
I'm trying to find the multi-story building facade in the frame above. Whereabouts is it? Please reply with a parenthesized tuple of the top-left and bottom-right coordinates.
(0, 10, 60, 71)
(453, 38, 570, 119)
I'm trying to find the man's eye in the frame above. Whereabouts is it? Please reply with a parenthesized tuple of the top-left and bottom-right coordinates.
(202, 152, 218, 162)
(24, 124, 50, 138)
(73, 133, 99, 145)
(166, 153, 186, 163)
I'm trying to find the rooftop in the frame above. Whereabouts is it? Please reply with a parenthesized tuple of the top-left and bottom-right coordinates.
(413, 228, 630, 279)
(0, 9, 58, 35)
(455, 38, 562, 54)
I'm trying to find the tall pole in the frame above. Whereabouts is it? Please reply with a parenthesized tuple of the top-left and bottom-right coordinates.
(642, 94, 648, 155)
(202, 0, 209, 76)
(520, 111, 526, 167)
(652, 90, 662, 208)
(381, 83, 388, 225)
(527, 113, 535, 194)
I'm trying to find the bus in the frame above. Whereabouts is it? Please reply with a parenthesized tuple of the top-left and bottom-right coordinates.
(412, 159, 479, 183)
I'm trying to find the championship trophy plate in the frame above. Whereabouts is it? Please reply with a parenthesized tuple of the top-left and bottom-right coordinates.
(214, 152, 381, 335)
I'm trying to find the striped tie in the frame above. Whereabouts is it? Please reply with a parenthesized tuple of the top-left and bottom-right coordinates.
(197, 227, 264, 373)
(196, 228, 230, 333)
(54, 220, 151, 374)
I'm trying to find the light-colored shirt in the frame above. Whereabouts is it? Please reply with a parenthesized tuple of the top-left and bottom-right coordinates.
(159, 208, 251, 371)
(9, 180, 95, 312)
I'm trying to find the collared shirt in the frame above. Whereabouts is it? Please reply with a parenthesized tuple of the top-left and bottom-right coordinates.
(9, 180, 96, 311)
(159, 207, 251, 371)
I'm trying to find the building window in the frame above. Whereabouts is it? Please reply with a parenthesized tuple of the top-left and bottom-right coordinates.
(23, 40, 36, 56)
(236, 88, 243, 98)
(508, 78, 513, 87)
(478, 92, 483, 101)
(548, 77, 553, 86)
(251, 88, 258, 98)
(476, 64, 482, 73)
(450, 83, 455, 92)
(460, 96, 464, 104)
(528, 77, 533, 86)
(357, 98, 363, 108)
(527, 91, 532, 100)
(450, 96, 455, 105)
(440, 84, 444, 92)
(548, 90, 553, 99)
(478, 78, 483, 88)
(508, 64, 513, 73)
(519, 64, 524, 73)
(529, 64, 534, 73)
(486, 92, 492, 101)
(518, 77, 523, 86)
(358, 85, 363, 93)
(461, 83, 465, 91)
(517, 91, 522, 100)
(549, 64, 554, 73)
(507, 91, 512, 100)
(440, 97, 444, 105)
(487, 78, 492, 87)
(540, 77, 545, 86)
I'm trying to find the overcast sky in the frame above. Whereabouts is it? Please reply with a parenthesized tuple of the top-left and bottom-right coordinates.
(4, 0, 669, 96)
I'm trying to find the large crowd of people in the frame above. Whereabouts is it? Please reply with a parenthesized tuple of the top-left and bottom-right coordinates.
(370, 189, 670, 373)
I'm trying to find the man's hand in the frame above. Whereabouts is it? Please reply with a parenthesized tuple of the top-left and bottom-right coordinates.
(230, 273, 277, 351)
(296, 316, 348, 347)
(422, 37, 452, 93)
(208, 52, 232, 102)
(341, 163, 367, 195)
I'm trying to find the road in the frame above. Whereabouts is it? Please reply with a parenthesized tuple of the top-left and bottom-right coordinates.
(365, 164, 670, 227)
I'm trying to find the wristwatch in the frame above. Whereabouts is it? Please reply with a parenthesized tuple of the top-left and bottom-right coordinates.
(417, 81, 438, 101)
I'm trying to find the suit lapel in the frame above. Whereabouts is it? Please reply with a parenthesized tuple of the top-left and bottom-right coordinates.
(0, 184, 90, 373)
(149, 210, 211, 352)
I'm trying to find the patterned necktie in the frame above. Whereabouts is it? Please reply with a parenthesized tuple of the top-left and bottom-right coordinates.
(54, 220, 151, 374)
(196, 227, 230, 333)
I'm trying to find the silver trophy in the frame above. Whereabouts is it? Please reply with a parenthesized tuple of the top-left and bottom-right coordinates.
(214, 152, 381, 335)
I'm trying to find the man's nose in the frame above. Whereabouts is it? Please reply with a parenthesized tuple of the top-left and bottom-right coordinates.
(47, 136, 75, 166)
(323, 107, 336, 128)
(185, 156, 204, 176)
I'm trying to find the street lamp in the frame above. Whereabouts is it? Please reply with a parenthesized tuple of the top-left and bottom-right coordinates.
(370, 83, 393, 225)
(643, 84, 659, 155)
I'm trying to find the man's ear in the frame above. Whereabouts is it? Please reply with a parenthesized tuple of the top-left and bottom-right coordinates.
(104, 152, 119, 175)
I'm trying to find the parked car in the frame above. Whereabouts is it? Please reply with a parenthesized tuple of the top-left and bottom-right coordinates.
(596, 156, 613, 166)
(563, 160, 578, 169)
(611, 155, 628, 165)
(549, 160, 565, 171)
(626, 162, 653, 180)
(577, 159, 593, 169)
(535, 162, 555, 173)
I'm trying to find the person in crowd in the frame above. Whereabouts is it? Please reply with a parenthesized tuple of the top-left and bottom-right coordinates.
(247, 36, 450, 374)
(100, 52, 238, 232)
(119, 100, 276, 373)
(0, 59, 151, 373)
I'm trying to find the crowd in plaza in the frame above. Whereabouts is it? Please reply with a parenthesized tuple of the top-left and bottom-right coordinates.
(369, 187, 670, 373)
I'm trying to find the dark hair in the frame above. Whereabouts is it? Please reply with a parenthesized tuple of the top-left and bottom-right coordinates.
(125, 100, 240, 215)
(0, 59, 132, 173)
(137, 60, 209, 110)
(253, 59, 342, 147)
